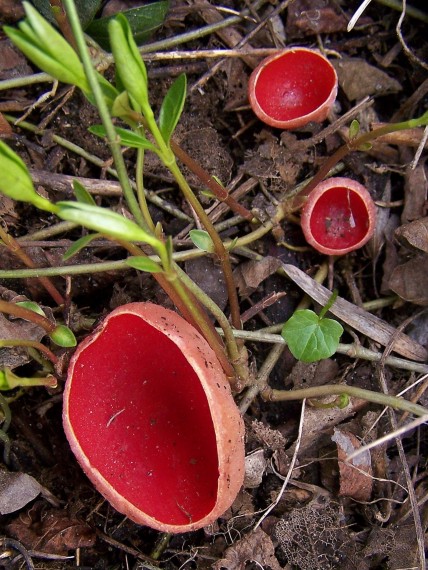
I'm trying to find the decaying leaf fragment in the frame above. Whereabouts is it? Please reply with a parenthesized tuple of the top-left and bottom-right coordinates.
(331, 428, 373, 502)
(213, 527, 282, 570)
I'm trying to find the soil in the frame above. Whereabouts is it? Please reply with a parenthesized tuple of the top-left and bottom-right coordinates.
(0, 1, 428, 569)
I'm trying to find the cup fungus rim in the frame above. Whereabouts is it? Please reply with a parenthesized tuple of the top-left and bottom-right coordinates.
(300, 177, 377, 256)
(63, 302, 245, 533)
(248, 47, 338, 130)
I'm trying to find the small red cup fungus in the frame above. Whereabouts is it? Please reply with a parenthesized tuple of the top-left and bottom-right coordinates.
(248, 48, 338, 129)
(63, 302, 245, 533)
(300, 177, 376, 256)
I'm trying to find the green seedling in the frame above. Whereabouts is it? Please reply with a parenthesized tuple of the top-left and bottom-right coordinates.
(281, 291, 344, 362)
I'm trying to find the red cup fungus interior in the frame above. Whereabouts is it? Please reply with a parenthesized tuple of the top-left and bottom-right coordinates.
(63, 304, 245, 532)
(301, 178, 376, 255)
(249, 48, 337, 128)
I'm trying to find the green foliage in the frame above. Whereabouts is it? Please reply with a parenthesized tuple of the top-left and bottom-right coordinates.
(349, 119, 360, 139)
(4, 2, 90, 93)
(0, 140, 56, 212)
(108, 14, 149, 111)
(189, 229, 215, 253)
(87, 2, 170, 50)
(15, 301, 46, 316)
(30, 0, 101, 29)
(159, 74, 187, 145)
(63, 233, 101, 261)
(126, 257, 163, 273)
(281, 309, 343, 363)
(55, 201, 161, 248)
(49, 324, 77, 347)
(73, 180, 96, 205)
(0, 368, 57, 390)
(89, 125, 157, 152)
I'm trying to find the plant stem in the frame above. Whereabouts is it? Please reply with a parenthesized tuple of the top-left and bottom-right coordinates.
(261, 385, 428, 417)
(0, 225, 64, 306)
(167, 161, 242, 330)
(0, 300, 56, 334)
(0, 339, 58, 364)
(135, 147, 155, 232)
(169, 140, 254, 221)
(62, 0, 146, 229)
(292, 112, 428, 208)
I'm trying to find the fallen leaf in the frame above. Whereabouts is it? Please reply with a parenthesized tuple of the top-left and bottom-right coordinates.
(234, 257, 281, 296)
(213, 527, 282, 570)
(331, 428, 373, 502)
(332, 58, 402, 101)
(395, 217, 428, 253)
(6, 507, 96, 555)
(388, 254, 428, 306)
(401, 161, 427, 223)
(0, 470, 43, 514)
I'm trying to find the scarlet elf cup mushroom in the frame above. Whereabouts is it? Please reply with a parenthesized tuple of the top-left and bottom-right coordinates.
(63, 302, 245, 533)
(248, 47, 338, 129)
(300, 177, 377, 256)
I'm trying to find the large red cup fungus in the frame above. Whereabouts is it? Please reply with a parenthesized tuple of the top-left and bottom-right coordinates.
(63, 302, 245, 533)
(248, 48, 338, 129)
(300, 177, 376, 256)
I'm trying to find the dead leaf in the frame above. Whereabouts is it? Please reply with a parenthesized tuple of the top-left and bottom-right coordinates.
(6, 507, 96, 555)
(332, 58, 402, 101)
(331, 428, 373, 502)
(395, 217, 428, 253)
(401, 161, 427, 223)
(213, 527, 282, 570)
(0, 470, 43, 514)
(244, 449, 267, 489)
(286, 0, 348, 36)
(388, 254, 428, 306)
(234, 257, 281, 296)
(0, 312, 45, 369)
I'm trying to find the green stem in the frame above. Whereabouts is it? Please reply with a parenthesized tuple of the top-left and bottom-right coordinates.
(262, 385, 428, 418)
(62, 0, 145, 229)
(168, 161, 242, 330)
(135, 147, 155, 232)
(175, 264, 248, 388)
(0, 300, 56, 334)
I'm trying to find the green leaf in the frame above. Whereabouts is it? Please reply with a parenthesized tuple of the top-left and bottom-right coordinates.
(49, 324, 77, 347)
(189, 229, 214, 253)
(4, 2, 89, 92)
(349, 119, 360, 139)
(63, 233, 101, 261)
(0, 140, 56, 212)
(281, 309, 343, 362)
(87, 2, 170, 50)
(30, 0, 102, 29)
(108, 14, 149, 110)
(73, 180, 96, 205)
(126, 256, 163, 273)
(89, 125, 157, 152)
(15, 301, 46, 316)
(56, 201, 161, 248)
(159, 73, 187, 145)
(357, 142, 372, 151)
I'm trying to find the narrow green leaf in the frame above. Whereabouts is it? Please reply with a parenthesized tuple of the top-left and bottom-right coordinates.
(357, 142, 372, 151)
(159, 73, 187, 145)
(63, 233, 101, 261)
(108, 14, 149, 110)
(89, 125, 157, 152)
(126, 256, 163, 273)
(87, 2, 170, 50)
(281, 309, 343, 362)
(349, 119, 360, 139)
(73, 180, 96, 205)
(15, 301, 46, 317)
(189, 229, 214, 253)
(56, 201, 160, 247)
(0, 140, 56, 212)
